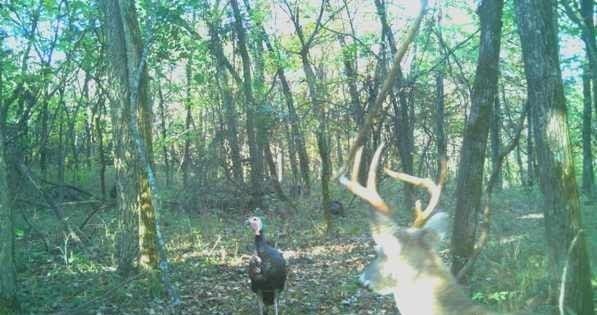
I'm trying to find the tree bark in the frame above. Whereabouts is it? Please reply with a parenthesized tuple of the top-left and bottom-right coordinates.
(515, 0, 595, 312)
(95, 97, 107, 199)
(435, 71, 447, 181)
(581, 65, 594, 195)
(102, 0, 180, 306)
(490, 96, 503, 190)
(101, 0, 160, 273)
(0, 83, 19, 315)
(525, 103, 535, 186)
(157, 84, 170, 185)
(451, 0, 503, 280)
(182, 62, 193, 189)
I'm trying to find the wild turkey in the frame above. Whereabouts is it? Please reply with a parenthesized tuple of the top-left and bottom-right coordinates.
(246, 216, 287, 315)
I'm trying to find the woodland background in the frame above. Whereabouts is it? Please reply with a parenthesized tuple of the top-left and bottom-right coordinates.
(0, 0, 596, 314)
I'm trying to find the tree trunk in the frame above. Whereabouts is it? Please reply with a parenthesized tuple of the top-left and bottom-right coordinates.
(217, 65, 243, 184)
(526, 104, 535, 186)
(515, 0, 595, 312)
(102, 0, 180, 306)
(230, 0, 264, 209)
(157, 85, 170, 185)
(284, 117, 299, 191)
(451, 0, 503, 280)
(57, 100, 65, 204)
(578, 0, 597, 118)
(285, 1, 333, 230)
(264, 140, 293, 210)
(207, 19, 244, 186)
(137, 63, 157, 270)
(0, 97, 19, 315)
(300, 50, 333, 232)
(39, 98, 49, 179)
(581, 65, 594, 196)
(375, 0, 415, 210)
(182, 62, 193, 189)
(96, 97, 107, 199)
(490, 96, 503, 190)
(277, 68, 311, 194)
(435, 71, 447, 181)
(102, 0, 149, 273)
(339, 34, 371, 186)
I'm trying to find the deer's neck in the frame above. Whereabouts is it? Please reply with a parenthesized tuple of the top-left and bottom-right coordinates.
(393, 272, 491, 315)
(392, 272, 445, 315)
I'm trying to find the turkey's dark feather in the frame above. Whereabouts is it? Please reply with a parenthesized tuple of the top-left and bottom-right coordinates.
(248, 232, 287, 306)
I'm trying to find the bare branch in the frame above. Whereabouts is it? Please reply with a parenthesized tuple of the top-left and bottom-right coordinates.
(339, 0, 429, 178)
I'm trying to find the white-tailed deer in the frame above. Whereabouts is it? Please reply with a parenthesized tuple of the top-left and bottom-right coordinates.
(339, 144, 499, 315)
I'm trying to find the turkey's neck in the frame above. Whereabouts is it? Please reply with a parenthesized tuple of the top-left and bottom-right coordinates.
(254, 232, 266, 252)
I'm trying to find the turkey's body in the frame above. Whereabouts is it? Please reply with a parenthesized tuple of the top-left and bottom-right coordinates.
(248, 233, 287, 315)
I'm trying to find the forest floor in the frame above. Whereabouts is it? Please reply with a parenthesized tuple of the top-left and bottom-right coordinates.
(15, 184, 597, 315)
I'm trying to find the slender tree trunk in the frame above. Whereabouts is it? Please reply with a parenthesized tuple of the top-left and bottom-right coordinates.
(39, 98, 49, 179)
(284, 118, 299, 191)
(137, 86, 157, 271)
(0, 67, 18, 313)
(526, 104, 535, 186)
(57, 102, 65, 204)
(515, 0, 595, 312)
(451, 0, 503, 280)
(490, 96, 503, 190)
(84, 74, 93, 170)
(157, 85, 170, 185)
(375, 0, 415, 209)
(339, 34, 372, 186)
(277, 69, 310, 194)
(207, 20, 244, 185)
(510, 145, 518, 185)
(581, 65, 594, 196)
(96, 97, 107, 199)
(435, 71, 447, 181)
(578, 0, 597, 118)
(293, 34, 333, 231)
(264, 140, 293, 209)
(217, 67, 243, 184)
(230, 0, 264, 209)
(182, 62, 193, 189)
(251, 25, 278, 204)
(301, 50, 333, 231)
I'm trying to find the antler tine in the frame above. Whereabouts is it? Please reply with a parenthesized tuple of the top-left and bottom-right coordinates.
(384, 169, 442, 227)
(352, 147, 364, 183)
(367, 144, 384, 190)
(339, 143, 391, 215)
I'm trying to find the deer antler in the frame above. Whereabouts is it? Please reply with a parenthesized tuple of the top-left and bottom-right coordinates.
(384, 169, 443, 228)
(339, 144, 390, 216)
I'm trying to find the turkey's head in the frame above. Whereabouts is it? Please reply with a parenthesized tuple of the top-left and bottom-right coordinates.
(246, 216, 263, 235)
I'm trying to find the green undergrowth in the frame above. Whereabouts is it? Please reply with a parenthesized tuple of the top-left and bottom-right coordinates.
(13, 183, 596, 314)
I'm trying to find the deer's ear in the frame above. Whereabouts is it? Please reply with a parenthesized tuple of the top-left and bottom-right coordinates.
(422, 212, 449, 242)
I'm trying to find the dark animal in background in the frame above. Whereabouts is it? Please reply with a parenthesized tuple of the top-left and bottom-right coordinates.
(246, 216, 287, 315)
(329, 200, 345, 216)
